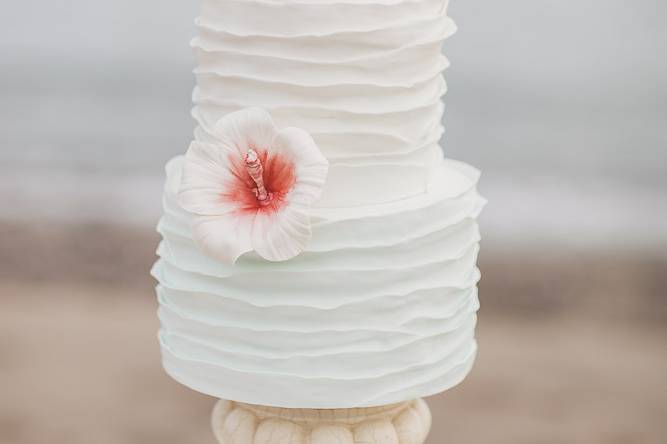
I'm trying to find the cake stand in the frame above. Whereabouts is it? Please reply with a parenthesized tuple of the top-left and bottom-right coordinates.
(211, 398, 431, 444)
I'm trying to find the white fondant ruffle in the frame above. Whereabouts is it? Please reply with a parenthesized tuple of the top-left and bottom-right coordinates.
(194, 106, 445, 160)
(193, 75, 447, 116)
(157, 285, 477, 334)
(194, 48, 448, 88)
(194, 15, 455, 64)
(192, 101, 445, 146)
(158, 317, 476, 379)
(198, 0, 448, 38)
(159, 338, 476, 408)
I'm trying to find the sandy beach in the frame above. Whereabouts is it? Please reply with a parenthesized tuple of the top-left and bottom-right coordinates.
(3, 281, 666, 444)
(2, 223, 666, 443)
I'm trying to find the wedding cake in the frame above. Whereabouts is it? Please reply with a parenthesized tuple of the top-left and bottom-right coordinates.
(152, 0, 485, 408)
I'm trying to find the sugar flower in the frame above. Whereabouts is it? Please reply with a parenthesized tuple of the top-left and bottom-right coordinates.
(178, 108, 328, 263)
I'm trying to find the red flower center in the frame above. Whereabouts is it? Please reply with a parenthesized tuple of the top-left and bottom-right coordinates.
(221, 148, 296, 215)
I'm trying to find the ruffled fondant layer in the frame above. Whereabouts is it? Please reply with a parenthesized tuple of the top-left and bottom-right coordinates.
(153, 156, 485, 408)
(191, 0, 455, 206)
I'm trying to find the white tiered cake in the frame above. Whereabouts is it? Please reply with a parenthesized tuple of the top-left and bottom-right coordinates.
(152, 0, 485, 409)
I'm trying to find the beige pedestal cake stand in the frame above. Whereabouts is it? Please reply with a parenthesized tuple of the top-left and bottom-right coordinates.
(211, 398, 431, 444)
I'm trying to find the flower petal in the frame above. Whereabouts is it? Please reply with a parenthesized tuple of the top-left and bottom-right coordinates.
(178, 142, 238, 216)
(192, 214, 254, 264)
(214, 108, 277, 158)
(251, 207, 312, 262)
(271, 127, 329, 206)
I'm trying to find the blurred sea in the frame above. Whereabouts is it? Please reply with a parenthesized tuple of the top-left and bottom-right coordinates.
(1, 0, 666, 251)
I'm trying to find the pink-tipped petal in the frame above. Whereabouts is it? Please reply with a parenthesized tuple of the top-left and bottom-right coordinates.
(178, 142, 238, 216)
(192, 214, 254, 264)
(272, 128, 329, 206)
(251, 207, 312, 262)
(213, 108, 277, 158)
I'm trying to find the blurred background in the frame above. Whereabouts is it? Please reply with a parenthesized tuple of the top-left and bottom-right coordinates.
(1, 1, 666, 443)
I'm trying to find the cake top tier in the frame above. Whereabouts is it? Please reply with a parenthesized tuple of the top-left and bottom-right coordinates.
(192, 0, 454, 207)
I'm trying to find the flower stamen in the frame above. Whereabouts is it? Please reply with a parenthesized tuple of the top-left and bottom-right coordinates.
(245, 149, 272, 205)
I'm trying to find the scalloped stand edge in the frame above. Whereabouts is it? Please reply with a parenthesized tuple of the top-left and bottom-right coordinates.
(211, 398, 432, 444)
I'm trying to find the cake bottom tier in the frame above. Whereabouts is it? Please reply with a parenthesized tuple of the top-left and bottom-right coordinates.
(152, 156, 485, 408)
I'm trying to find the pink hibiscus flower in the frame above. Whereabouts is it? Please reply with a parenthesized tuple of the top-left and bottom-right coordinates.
(178, 108, 329, 263)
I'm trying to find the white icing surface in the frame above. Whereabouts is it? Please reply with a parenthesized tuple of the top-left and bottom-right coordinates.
(154, 0, 485, 408)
